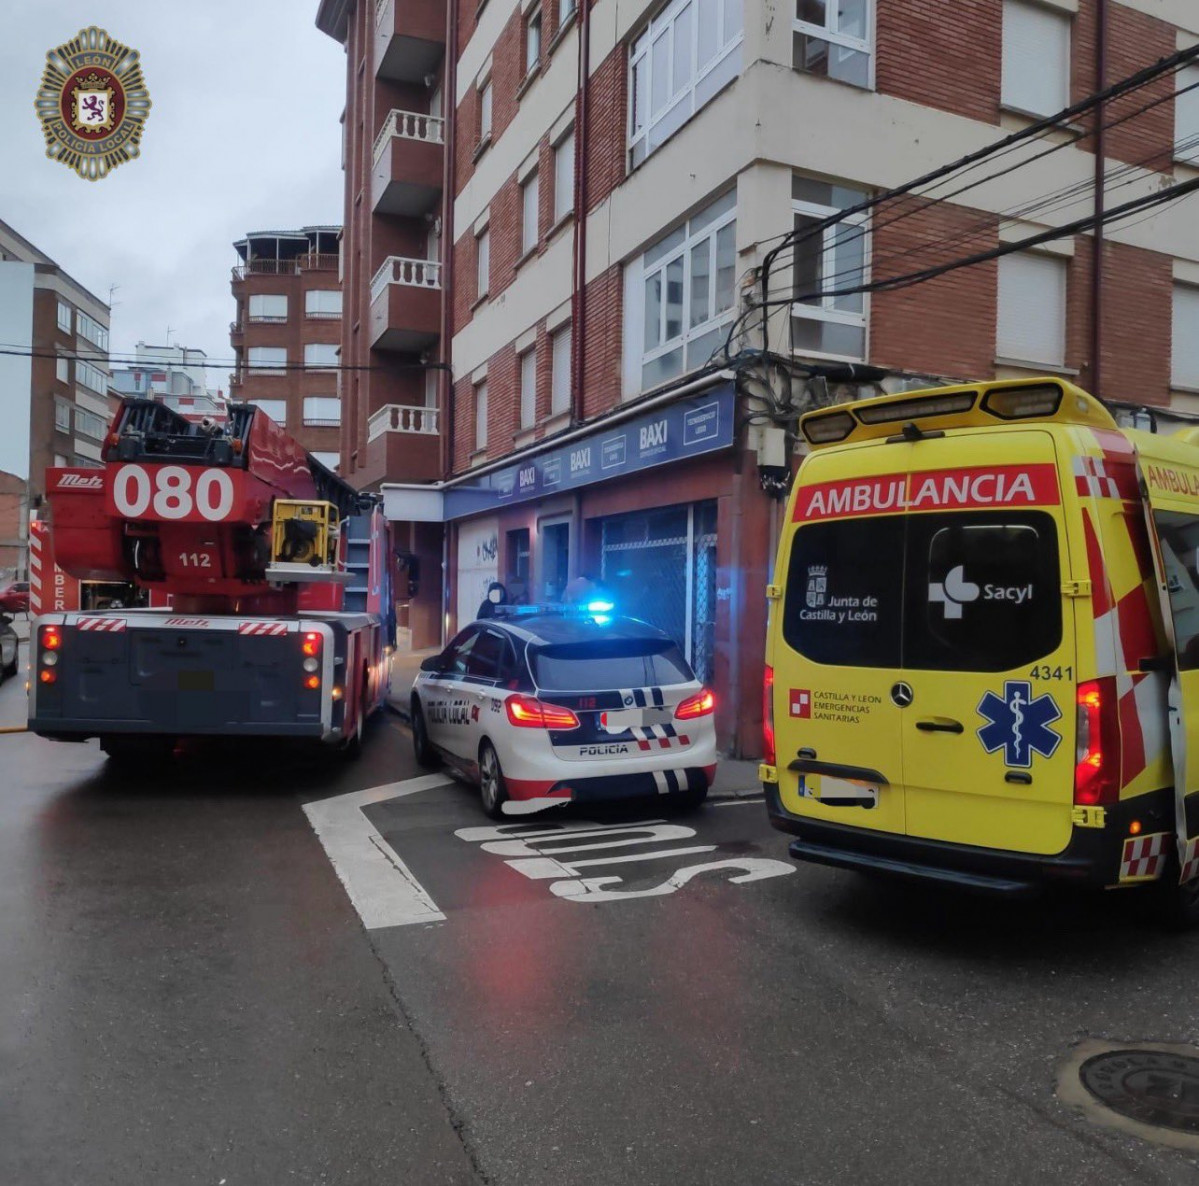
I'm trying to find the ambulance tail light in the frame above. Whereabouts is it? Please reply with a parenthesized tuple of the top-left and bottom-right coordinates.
(505, 695, 580, 730)
(1074, 678, 1120, 807)
(675, 688, 715, 720)
(763, 666, 776, 767)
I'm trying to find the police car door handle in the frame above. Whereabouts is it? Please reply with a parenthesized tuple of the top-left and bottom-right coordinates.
(915, 718, 963, 734)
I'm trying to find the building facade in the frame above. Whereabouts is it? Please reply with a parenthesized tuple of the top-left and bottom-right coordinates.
(111, 341, 227, 423)
(0, 218, 113, 577)
(229, 228, 344, 469)
(318, 0, 1199, 756)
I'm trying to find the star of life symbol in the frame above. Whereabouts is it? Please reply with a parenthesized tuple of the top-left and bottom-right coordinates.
(805, 565, 827, 609)
(928, 565, 980, 619)
(977, 680, 1062, 768)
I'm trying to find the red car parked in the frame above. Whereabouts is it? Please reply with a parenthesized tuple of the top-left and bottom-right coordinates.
(0, 580, 29, 613)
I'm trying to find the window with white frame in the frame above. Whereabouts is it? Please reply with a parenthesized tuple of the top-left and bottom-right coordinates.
(479, 80, 493, 143)
(248, 293, 288, 322)
(520, 347, 537, 428)
(56, 301, 71, 334)
(1177, 66, 1199, 165)
(526, 7, 542, 74)
(559, 0, 576, 24)
(626, 190, 737, 392)
(311, 451, 340, 471)
(554, 129, 575, 222)
(477, 227, 490, 298)
(1002, 0, 1070, 118)
(475, 381, 489, 449)
(1173, 285, 1199, 389)
(248, 347, 287, 374)
(55, 401, 71, 433)
(628, 0, 743, 168)
(791, 177, 868, 359)
(997, 252, 1067, 367)
(76, 359, 108, 395)
(305, 289, 342, 318)
(74, 408, 106, 440)
(56, 356, 69, 384)
(303, 396, 341, 426)
(304, 342, 339, 371)
(522, 171, 540, 255)
(251, 398, 288, 424)
(76, 311, 109, 351)
(551, 325, 571, 414)
(793, 0, 871, 88)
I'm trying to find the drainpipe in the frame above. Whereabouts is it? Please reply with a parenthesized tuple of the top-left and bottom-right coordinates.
(570, 0, 591, 423)
(440, 0, 458, 480)
(1091, 0, 1107, 399)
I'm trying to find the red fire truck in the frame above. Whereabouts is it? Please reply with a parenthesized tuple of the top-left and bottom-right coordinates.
(28, 398, 395, 762)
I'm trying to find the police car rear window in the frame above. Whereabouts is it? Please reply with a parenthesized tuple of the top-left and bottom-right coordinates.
(530, 640, 693, 691)
(783, 511, 1062, 672)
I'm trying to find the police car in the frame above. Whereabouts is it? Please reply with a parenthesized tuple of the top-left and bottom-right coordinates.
(410, 606, 717, 818)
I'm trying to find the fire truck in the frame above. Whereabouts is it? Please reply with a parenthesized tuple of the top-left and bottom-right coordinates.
(28, 398, 395, 762)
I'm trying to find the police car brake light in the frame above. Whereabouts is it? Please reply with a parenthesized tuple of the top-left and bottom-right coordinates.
(981, 384, 1062, 420)
(675, 688, 716, 720)
(854, 391, 976, 425)
(802, 411, 856, 444)
(505, 694, 581, 730)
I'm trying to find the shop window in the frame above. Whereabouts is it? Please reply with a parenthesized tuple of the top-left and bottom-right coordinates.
(540, 520, 570, 601)
(506, 528, 531, 602)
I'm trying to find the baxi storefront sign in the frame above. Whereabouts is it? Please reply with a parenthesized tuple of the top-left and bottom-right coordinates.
(443, 383, 735, 520)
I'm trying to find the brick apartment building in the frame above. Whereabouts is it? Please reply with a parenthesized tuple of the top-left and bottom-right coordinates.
(0, 219, 113, 577)
(317, 0, 1199, 756)
(229, 228, 344, 469)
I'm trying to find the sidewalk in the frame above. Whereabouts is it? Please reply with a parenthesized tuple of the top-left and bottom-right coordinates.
(384, 648, 762, 798)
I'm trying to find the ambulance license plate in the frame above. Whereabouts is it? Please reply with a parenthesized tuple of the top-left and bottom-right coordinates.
(801, 773, 878, 806)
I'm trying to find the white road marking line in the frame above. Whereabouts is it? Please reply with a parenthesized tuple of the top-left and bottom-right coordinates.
(304, 774, 450, 929)
(711, 797, 765, 807)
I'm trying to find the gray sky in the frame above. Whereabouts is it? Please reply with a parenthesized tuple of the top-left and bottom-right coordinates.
(1, 2, 346, 391)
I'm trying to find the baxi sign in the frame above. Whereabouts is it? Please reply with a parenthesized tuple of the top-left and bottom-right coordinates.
(444, 383, 735, 519)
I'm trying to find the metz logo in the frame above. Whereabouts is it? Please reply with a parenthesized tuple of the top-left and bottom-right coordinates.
(56, 473, 103, 490)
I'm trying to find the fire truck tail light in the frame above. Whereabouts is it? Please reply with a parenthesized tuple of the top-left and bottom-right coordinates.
(41, 626, 62, 651)
(1075, 678, 1119, 806)
(505, 695, 580, 730)
(39, 669, 56, 685)
(301, 631, 321, 657)
(675, 688, 716, 720)
(304, 674, 320, 690)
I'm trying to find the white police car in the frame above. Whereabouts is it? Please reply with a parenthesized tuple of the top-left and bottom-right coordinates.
(410, 607, 717, 818)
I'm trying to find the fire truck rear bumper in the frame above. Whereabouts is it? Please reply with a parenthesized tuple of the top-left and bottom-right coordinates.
(30, 717, 334, 741)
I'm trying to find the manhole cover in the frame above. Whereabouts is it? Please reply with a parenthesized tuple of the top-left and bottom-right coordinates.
(1079, 1049, 1199, 1134)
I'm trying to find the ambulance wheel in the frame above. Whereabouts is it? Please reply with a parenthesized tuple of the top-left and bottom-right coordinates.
(411, 700, 438, 769)
(1156, 855, 1199, 930)
(478, 741, 508, 820)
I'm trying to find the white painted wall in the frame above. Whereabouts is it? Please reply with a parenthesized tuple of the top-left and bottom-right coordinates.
(457, 515, 500, 627)
(0, 262, 34, 480)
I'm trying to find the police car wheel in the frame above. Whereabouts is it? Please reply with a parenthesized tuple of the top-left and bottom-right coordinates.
(2, 654, 15, 679)
(675, 786, 708, 811)
(479, 741, 507, 820)
(412, 700, 438, 768)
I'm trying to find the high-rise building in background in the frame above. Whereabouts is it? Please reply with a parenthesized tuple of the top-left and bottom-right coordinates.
(229, 227, 343, 470)
(318, 0, 1199, 756)
(111, 341, 227, 423)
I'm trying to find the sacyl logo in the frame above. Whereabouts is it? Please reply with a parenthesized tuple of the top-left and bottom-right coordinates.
(570, 446, 591, 473)
(640, 421, 667, 451)
(929, 565, 980, 619)
(57, 473, 103, 490)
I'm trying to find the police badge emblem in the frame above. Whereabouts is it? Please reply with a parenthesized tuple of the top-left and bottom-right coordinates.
(35, 27, 151, 181)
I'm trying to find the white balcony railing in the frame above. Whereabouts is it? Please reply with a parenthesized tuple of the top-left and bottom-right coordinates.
(368, 404, 441, 442)
(372, 109, 446, 166)
(369, 256, 442, 304)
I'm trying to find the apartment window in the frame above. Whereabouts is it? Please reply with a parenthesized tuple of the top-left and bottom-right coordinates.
(526, 7, 542, 74)
(559, 0, 577, 24)
(1177, 66, 1199, 165)
(311, 451, 340, 471)
(251, 398, 288, 424)
(304, 343, 339, 371)
(522, 171, 540, 255)
(303, 396, 341, 426)
(1002, 0, 1070, 118)
(1173, 285, 1199, 389)
(248, 294, 288, 322)
(791, 177, 868, 360)
(55, 401, 71, 433)
(305, 290, 343, 318)
(628, 190, 737, 391)
(75, 408, 106, 440)
(628, 0, 743, 168)
(520, 348, 537, 428)
(54, 453, 68, 467)
(554, 130, 575, 222)
(475, 381, 489, 449)
(477, 227, 490, 299)
(248, 347, 287, 374)
(76, 311, 109, 351)
(997, 252, 1067, 368)
(551, 325, 571, 414)
(793, 0, 871, 88)
(56, 301, 71, 334)
(479, 80, 493, 144)
(76, 359, 109, 395)
(56, 356, 69, 384)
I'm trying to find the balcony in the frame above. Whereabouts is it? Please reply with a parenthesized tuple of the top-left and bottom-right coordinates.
(374, 0, 444, 85)
(372, 110, 444, 216)
(231, 254, 338, 281)
(229, 320, 244, 346)
(360, 403, 441, 486)
(369, 256, 440, 352)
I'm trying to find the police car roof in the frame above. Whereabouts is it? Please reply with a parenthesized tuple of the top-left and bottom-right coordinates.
(493, 612, 671, 646)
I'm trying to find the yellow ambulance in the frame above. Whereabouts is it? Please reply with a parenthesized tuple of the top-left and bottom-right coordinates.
(760, 376, 1199, 923)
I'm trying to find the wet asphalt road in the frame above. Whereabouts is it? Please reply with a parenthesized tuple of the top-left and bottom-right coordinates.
(4, 651, 1199, 1185)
